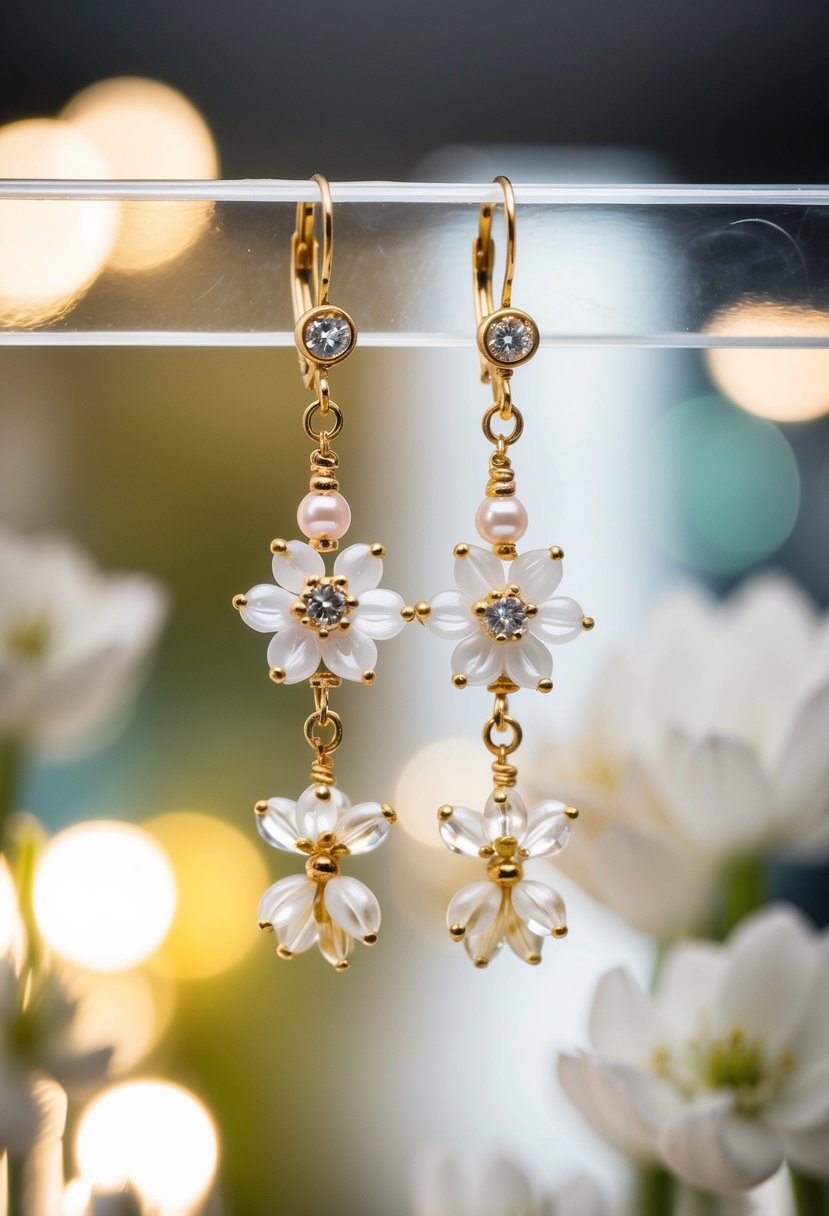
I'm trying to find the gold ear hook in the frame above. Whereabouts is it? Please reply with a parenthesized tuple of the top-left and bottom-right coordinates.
(291, 175, 356, 391)
(474, 176, 539, 408)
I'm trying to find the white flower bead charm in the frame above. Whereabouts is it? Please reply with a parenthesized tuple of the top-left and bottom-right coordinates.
(438, 788, 577, 967)
(424, 543, 592, 690)
(255, 781, 396, 970)
(236, 539, 406, 684)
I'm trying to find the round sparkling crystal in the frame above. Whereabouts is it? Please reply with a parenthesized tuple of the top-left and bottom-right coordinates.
(484, 595, 528, 639)
(484, 315, 536, 363)
(303, 313, 353, 360)
(306, 582, 348, 626)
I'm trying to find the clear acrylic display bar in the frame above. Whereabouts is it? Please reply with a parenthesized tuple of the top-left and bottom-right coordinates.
(1, 180, 828, 347)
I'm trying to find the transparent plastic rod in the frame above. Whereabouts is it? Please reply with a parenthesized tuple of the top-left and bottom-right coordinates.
(0, 180, 828, 347)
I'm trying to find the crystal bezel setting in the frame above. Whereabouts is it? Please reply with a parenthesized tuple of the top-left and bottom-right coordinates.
(296, 305, 357, 368)
(477, 307, 539, 369)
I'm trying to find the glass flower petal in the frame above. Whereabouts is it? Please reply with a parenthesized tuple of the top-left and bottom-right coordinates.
(321, 628, 378, 682)
(504, 632, 553, 688)
(318, 914, 353, 969)
(521, 800, 573, 857)
(446, 881, 502, 936)
(255, 797, 300, 852)
(454, 545, 504, 600)
(239, 584, 296, 633)
(266, 627, 321, 683)
(271, 540, 325, 594)
(512, 879, 567, 936)
(439, 805, 486, 857)
(483, 789, 528, 843)
(464, 906, 507, 968)
(333, 543, 383, 596)
(350, 589, 407, 640)
(451, 633, 502, 686)
(295, 783, 349, 840)
(423, 590, 476, 640)
(505, 909, 545, 963)
(336, 802, 393, 854)
(509, 548, 563, 604)
(530, 596, 585, 644)
(257, 874, 315, 930)
(324, 875, 381, 940)
(276, 899, 319, 954)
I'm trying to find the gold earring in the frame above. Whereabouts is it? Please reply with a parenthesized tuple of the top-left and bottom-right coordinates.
(419, 177, 594, 968)
(233, 175, 409, 970)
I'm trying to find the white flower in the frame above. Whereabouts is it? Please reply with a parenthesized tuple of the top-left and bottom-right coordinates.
(0, 529, 168, 757)
(558, 905, 829, 1192)
(412, 1148, 609, 1216)
(238, 539, 406, 684)
(424, 544, 588, 690)
(255, 782, 395, 970)
(0, 959, 111, 1154)
(532, 574, 829, 938)
(439, 787, 576, 967)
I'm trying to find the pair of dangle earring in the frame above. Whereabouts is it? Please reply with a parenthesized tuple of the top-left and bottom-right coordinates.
(418, 177, 594, 968)
(233, 176, 409, 971)
(235, 176, 592, 972)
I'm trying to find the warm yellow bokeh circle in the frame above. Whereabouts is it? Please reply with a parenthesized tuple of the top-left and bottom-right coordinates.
(145, 811, 268, 980)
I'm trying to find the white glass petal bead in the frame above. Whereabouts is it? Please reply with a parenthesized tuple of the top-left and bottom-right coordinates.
(505, 909, 544, 963)
(423, 589, 476, 640)
(266, 627, 321, 683)
(512, 879, 567, 937)
(446, 881, 502, 935)
(336, 802, 392, 854)
(255, 797, 300, 852)
(318, 915, 353, 969)
(295, 783, 350, 840)
(439, 805, 486, 857)
(276, 900, 319, 954)
(521, 800, 573, 858)
(296, 492, 351, 541)
(504, 633, 553, 688)
(271, 539, 325, 594)
(530, 596, 585, 644)
(475, 497, 528, 545)
(508, 548, 563, 604)
(350, 589, 407, 640)
(451, 632, 503, 686)
(257, 875, 315, 930)
(324, 875, 381, 940)
(454, 544, 504, 600)
(321, 628, 378, 682)
(333, 543, 384, 596)
(240, 584, 296, 633)
(464, 907, 507, 968)
(483, 788, 528, 843)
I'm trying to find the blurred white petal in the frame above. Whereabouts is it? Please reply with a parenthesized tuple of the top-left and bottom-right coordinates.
(659, 1097, 784, 1192)
(663, 732, 773, 855)
(589, 967, 666, 1067)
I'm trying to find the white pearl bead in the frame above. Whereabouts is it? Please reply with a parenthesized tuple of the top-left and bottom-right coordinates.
(297, 491, 351, 540)
(475, 496, 528, 544)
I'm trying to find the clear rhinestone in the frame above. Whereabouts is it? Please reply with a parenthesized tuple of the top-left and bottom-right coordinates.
(485, 315, 536, 363)
(303, 313, 353, 360)
(483, 595, 528, 639)
(306, 582, 348, 626)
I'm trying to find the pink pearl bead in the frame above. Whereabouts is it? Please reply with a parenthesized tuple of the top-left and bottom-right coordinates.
(475, 496, 528, 544)
(297, 491, 351, 540)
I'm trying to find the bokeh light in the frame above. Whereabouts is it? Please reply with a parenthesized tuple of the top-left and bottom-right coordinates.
(34, 821, 176, 972)
(640, 393, 800, 573)
(76, 1080, 218, 1215)
(69, 966, 176, 1072)
(707, 302, 829, 422)
(0, 857, 18, 955)
(144, 812, 268, 980)
(61, 77, 219, 273)
(395, 737, 494, 849)
(0, 119, 117, 327)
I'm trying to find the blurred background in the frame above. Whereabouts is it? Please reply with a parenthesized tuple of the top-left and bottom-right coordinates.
(1, 3, 828, 1213)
